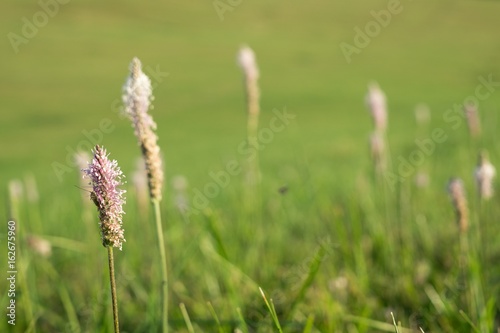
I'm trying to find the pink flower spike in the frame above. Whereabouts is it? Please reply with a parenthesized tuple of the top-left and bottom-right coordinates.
(83, 145, 126, 250)
(365, 82, 387, 133)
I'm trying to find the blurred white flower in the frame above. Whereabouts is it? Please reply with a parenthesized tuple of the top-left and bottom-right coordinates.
(365, 81, 387, 133)
(474, 151, 495, 200)
(237, 45, 259, 81)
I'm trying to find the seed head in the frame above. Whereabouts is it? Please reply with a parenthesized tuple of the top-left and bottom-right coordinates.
(464, 102, 481, 138)
(237, 45, 260, 120)
(237, 45, 259, 82)
(365, 82, 387, 133)
(447, 178, 469, 233)
(122, 57, 164, 201)
(83, 145, 126, 250)
(474, 151, 495, 200)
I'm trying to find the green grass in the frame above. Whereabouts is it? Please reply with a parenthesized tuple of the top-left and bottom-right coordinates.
(2, 0, 500, 332)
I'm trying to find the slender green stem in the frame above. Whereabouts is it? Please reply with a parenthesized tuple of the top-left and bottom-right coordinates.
(179, 303, 194, 333)
(245, 74, 261, 199)
(247, 113, 260, 188)
(153, 199, 169, 333)
(259, 287, 283, 333)
(107, 246, 120, 333)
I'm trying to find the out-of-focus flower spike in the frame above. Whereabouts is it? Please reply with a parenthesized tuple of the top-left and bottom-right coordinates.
(447, 178, 469, 234)
(464, 102, 481, 139)
(122, 57, 164, 202)
(474, 150, 495, 200)
(365, 81, 387, 133)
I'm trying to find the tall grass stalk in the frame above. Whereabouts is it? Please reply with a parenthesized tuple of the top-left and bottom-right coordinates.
(180, 303, 195, 333)
(107, 247, 120, 333)
(365, 82, 389, 181)
(236, 307, 250, 333)
(82, 145, 126, 333)
(153, 199, 169, 333)
(259, 287, 283, 333)
(390, 312, 400, 333)
(464, 102, 481, 140)
(447, 177, 484, 323)
(8, 179, 23, 222)
(206, 302, 224, 333)
(474, 151, 495, 297)
(122, 57, 168, 332)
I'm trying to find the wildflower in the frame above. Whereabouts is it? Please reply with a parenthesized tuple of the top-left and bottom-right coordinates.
(122, 58, 168, 332)
(464, 102, 481, 138)
(83, 145, 126, 250)
(122, 57, 164, 202)
(474, 151, 495, 200)
(365, 82, 387, 133)
(447, 178, 468, 233)
(238, 46, 259, 83)
(237, 45, 260, 122)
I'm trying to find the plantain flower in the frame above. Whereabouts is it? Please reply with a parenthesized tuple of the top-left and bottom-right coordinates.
(365, 82, 387, 133)
(237, 46, 260, 119)
(237, 46, 261, 186)
(238, 46, 259, 82)
(83, 145, 126, 250)
(122, 57, 164, 202)
(474, 151, 495, 200)
(447, 178, 468, 234)
(464, 102, 481, 138)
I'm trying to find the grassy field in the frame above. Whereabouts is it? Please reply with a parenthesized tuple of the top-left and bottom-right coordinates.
(2, 0, 500, 332)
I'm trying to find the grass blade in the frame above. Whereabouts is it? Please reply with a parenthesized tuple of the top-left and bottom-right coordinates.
(287, 244, 327, 319)
(259, 287, 283, 333)
(180, 303, 195, 333)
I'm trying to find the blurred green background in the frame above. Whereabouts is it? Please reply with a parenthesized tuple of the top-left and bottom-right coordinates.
(1, 0, 499, 193)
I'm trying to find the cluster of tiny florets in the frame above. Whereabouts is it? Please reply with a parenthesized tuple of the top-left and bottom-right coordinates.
(122, 57, 164, 201)
(83, 145, 126, 249)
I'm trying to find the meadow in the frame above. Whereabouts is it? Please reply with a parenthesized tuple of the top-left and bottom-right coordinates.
(2, 0, 500, 332)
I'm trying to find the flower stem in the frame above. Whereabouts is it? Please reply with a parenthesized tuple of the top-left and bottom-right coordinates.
(107, 246, 120, 333)
(153, 199, 168, 333)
